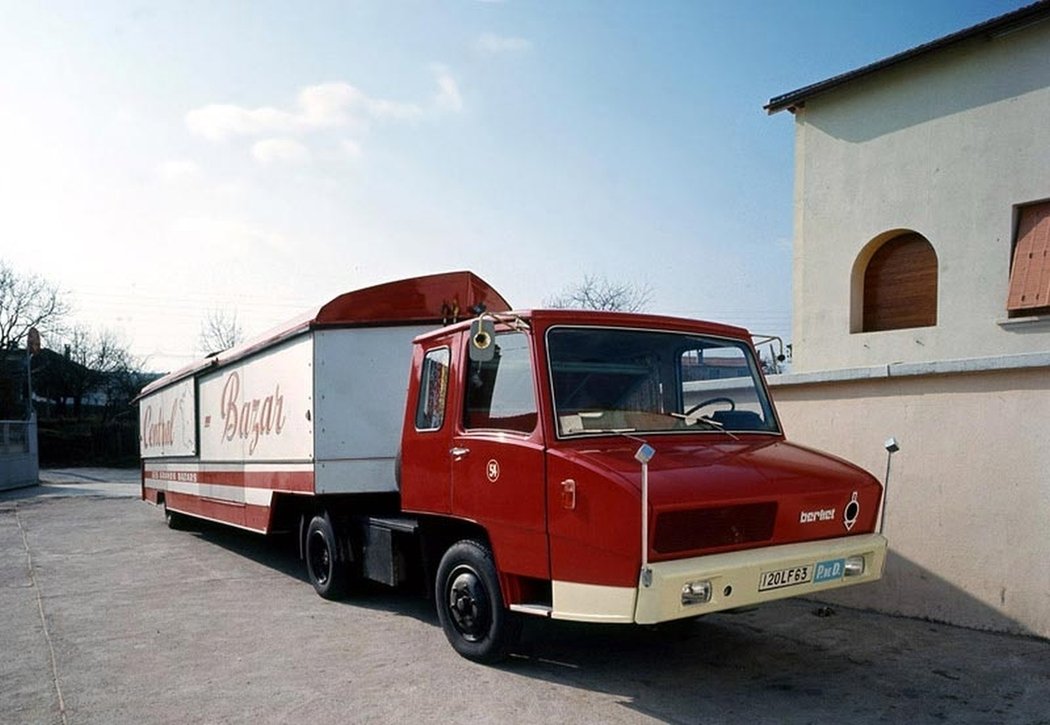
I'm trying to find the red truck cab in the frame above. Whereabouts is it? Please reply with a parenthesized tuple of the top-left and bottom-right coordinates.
(400, 309, 886, 660)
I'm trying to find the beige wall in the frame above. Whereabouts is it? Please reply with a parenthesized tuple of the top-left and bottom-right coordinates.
(791, 20, 1050, 373)
(769, 368, 1050, 638)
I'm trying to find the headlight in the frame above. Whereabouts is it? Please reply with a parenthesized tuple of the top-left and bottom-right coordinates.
(681, 580, 713, 605)
(844, 555, 865, 577)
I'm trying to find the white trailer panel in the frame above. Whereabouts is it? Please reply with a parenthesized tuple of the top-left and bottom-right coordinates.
(139, 376, 196, 458)
(313, 325, 430, 494)
(198, 335, 315, 463)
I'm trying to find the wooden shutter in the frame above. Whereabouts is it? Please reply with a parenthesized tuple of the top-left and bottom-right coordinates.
(1007, 201, 1050, 313)
(863, 233, 938, 332)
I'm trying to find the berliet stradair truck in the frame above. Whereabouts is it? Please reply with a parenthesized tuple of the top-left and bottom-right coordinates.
(138, 271, 888, 662)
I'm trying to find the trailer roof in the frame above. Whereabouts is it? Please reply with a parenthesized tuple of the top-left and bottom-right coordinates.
(138, 271, 509, 398)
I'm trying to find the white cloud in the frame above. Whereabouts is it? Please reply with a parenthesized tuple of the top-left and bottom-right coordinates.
(156, 159, 200, 182)
(251, 138, 312, 165)
(186, 104, 298, 142)
(365, 97, 425, 121)
(476, 33, 532, 54)
(431, 65, 463, 113)
(186, 82, 424, 142)
(297, 83, 363, 126)
(297, 82, 423, 124)
(340, 139, 362, 158)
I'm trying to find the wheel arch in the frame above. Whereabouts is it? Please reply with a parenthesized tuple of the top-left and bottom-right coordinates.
(418, 517, 492, 597)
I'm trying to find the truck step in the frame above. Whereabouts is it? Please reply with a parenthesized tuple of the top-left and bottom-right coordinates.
(510, 603, 553, 618)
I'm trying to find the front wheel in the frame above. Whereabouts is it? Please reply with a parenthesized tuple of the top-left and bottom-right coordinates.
(305, 514, 350, 600)
(435, 540, 521, 663)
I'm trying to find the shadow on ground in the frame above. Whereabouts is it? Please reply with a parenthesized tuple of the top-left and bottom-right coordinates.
(173, 515, 1050, 724)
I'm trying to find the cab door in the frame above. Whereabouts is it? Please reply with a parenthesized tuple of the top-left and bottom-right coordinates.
(400, 340, 455, 515)
(450, 330, 549, 582)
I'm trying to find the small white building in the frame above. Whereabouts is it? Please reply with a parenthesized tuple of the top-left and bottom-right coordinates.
(1, 350, 38, 490)
(766, 2, 1050, 638)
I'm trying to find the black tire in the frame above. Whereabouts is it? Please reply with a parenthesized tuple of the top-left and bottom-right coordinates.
(305, 513, 350, 600)
(164, 504, 190, 530)
(435, 540, 521, 663)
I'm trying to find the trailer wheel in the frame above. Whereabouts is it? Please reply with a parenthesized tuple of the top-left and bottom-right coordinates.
(164, 504, 189, 530)
(306, 514, 349, 600)
(435, 540, 521, 663)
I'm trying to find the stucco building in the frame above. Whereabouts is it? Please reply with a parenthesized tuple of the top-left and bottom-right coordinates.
(765, 2, 1050, 638)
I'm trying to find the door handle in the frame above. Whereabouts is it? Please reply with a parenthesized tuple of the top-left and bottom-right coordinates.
(450, 447, 470, 459)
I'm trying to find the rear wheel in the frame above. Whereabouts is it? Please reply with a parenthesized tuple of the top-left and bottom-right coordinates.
(164, 504, 189, 530)
(305, 514, 349, 600)
(435, 540, 521, 663)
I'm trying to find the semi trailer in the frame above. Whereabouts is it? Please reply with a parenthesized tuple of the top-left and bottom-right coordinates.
(138, 271, 887, 662)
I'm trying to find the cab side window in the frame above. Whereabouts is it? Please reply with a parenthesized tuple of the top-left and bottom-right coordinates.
(416, 347, 450, 430)
(463, 332, 537, 433)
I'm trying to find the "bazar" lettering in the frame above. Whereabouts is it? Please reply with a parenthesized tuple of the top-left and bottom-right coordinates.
(220, 371, 287, 454)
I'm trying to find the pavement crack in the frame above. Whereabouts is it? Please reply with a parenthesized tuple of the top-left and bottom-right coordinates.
(15, 506, 69, 725)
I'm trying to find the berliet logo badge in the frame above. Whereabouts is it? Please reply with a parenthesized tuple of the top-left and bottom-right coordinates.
(799, 507, 835, 523)
(843, 491, 860, 531)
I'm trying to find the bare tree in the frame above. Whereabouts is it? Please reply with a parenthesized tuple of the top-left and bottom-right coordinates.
(56, 325, 139, 419)
(198, 308, 243, 354)
(545, 275, 653, 312)
(0, 259, 69, 350)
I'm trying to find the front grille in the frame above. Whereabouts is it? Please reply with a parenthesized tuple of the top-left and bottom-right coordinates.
(653, 502, 777, 555)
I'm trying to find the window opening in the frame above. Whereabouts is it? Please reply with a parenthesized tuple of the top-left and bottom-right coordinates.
(547, 327, 778, 437)
(860, 232, 938, 332)
(1007, 200, 1050, 316)
(463, 332, 537, 433)
(415, 347, 450, 430)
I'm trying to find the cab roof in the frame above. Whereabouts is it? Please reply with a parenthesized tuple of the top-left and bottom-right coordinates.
(412, 308, 753, 345)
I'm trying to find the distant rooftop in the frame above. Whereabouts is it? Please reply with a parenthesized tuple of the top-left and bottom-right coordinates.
(765, 0, 1050, 114)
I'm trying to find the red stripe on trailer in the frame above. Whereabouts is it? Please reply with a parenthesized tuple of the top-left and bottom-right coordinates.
(244, 504, 271, 531)
(143, 467, 315, 493)
(165, 491, 272, 533)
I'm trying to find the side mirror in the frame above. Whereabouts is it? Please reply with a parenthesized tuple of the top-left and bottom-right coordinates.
(468, 318, 496, 362)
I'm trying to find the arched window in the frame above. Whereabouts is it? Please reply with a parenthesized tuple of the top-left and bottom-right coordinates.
(854, 231, 938, 332)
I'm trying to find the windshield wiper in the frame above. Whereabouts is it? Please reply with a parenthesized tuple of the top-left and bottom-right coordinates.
(568, 427, 638, 436)
(669, 412, 740, 440)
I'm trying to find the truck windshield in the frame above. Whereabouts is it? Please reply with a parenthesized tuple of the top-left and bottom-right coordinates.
(546, 327, 779, 438)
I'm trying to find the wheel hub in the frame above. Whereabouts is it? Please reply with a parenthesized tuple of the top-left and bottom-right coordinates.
(308, 532, 331, 586)
(447, 568, 489, 641)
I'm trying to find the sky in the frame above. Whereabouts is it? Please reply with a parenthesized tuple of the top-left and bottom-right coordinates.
(0, 0, 1028, 373)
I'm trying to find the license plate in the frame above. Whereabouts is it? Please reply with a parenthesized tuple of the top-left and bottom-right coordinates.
(759, 565, 811, 591)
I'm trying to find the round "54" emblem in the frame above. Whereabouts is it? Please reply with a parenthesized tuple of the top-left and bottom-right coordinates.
(486, 459, 500, 483)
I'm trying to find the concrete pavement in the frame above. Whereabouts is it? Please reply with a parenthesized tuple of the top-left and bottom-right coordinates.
(1, 470, 1048, 724)
(0, 468, 141, 502)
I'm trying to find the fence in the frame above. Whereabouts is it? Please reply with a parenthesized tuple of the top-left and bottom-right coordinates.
(0, 418, 38, 490)
(36, 417, 140, 466)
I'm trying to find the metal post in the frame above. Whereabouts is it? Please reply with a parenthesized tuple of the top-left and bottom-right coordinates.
(25, 346, 32, 421)
(635, 443, 655, 587)
(879, 437, 899, 534)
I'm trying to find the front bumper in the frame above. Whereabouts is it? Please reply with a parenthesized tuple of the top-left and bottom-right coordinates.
(634, 533, 887, 624)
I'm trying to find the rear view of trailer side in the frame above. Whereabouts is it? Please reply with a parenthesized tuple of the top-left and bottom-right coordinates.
(138, 271, 509, 534)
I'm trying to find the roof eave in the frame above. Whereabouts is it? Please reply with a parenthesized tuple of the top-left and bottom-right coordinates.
(765, 1, 1050, 115)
